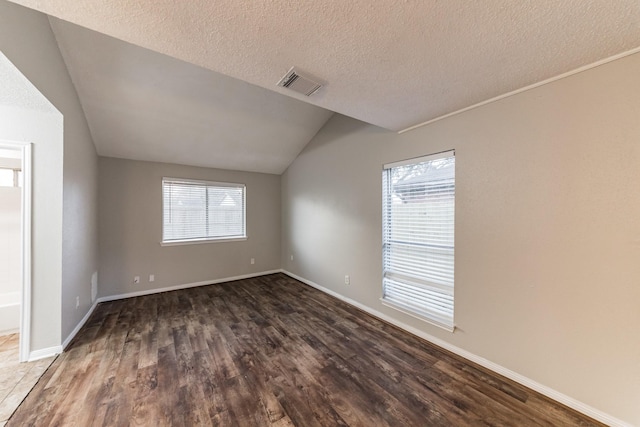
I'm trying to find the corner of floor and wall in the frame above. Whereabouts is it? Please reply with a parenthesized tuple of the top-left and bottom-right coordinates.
(2, 1, 639, 426)
(82, 48, 639, 426)
(1, 0, 98, 361)
(277, 51, 640, 427)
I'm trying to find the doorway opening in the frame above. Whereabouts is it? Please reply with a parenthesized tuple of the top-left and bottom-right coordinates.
(0, 141, 31, 362)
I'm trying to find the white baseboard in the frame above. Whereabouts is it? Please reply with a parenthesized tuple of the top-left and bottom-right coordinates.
(60, 270, 281, 352)
(62, 300, 99, 350)
(281, 270, 631, 427)
(28, 345, 62, 362)
(96, 270, 282, 304)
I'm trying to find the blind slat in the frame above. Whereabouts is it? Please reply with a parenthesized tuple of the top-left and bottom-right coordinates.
(162, 178, 246, 242)
(382, 153, 455, 329)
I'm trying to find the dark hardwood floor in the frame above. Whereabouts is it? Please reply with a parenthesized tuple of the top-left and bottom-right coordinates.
(9, 273, 602, 426)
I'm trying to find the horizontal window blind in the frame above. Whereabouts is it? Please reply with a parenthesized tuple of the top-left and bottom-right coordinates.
(162, 178, 245, 243)
(382, 151, 455, 330)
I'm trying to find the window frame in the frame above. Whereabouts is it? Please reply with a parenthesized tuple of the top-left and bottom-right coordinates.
(0, 167, 20, 187)
(381, 150, 456, 331)
(161, 177, 247, 246)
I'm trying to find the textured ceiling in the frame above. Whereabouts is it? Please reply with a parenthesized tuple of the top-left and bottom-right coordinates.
(9, 0, 640, 132)
(0, 51, 58, 113)
(49, 19, 333, 174)
(6, 1, 640, 174)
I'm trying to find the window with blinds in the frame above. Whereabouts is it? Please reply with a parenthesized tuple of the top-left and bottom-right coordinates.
(162, 178, 246, 243)
(382, 150, 455, 331)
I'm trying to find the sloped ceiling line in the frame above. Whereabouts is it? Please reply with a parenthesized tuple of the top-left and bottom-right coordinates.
(7, 0, 640, 173)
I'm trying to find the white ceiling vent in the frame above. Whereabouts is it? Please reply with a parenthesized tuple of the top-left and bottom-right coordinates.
(277, 67, 322, 96)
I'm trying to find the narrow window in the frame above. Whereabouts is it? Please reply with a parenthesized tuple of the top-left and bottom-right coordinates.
(162, 178, 246, 244)
(382, 151, 455, 330)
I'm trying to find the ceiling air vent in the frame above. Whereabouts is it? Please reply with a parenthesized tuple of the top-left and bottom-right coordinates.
(277, 67, 322, 96)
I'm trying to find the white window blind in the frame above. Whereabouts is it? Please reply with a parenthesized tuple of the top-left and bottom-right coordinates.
(382, 151, 455, 330)
(162, 178, 245, 243)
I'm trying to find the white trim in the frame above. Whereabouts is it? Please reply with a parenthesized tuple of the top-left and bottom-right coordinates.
(96, 270, 281, 304)
(399, 46, 640, 134)
(0, 140, 32, 362)
(60, 270, 279, 352)
(380, 298, 455, 332)
(281, 270, 631, 427)
(20, 143, 32, 363)
(162, 177, 245, 188)
(28, 345, 62, 362)
(160, 236, 247, 246)
(62, 300, 99, 350)
(384, 149, 454, 169)
(162, 177, 247, 244)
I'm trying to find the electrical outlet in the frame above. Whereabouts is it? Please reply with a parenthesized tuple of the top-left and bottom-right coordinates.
(134, 276, 140, 284)
(290, 254, 294, 261)
(75, 296, 80, 309)
(251, 258, 255, 265)
(344, 275, 350, 285)
(149, 274, 155, 282)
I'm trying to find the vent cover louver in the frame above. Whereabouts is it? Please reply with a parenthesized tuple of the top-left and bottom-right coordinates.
(277, 67, 322, 96)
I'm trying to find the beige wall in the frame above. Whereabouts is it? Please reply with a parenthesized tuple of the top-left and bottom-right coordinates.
(99, 157, 281, 296)
(0, 0, 99, 351)
(59, 65, 99, 344)
(281, 52, 640, 425)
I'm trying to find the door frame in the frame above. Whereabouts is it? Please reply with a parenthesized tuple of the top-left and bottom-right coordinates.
(0, 140, 32, 362)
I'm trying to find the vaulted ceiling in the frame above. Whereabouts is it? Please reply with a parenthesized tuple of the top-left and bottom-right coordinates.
(7, 0, 640, 173)
(49, 19, 333, 174)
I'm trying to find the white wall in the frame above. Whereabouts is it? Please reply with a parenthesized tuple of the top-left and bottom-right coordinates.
(0, 180, 21, 334)
(281, 52, 640, 425)
(99, 157, 281, 297)
(0, 0, 99, 351)
(0, 180, 20, 296)
(0, 106, 63, 351)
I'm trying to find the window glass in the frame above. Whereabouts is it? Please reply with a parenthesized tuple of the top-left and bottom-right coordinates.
(162, 178, 246, 243)
(382, 151, 455, 330)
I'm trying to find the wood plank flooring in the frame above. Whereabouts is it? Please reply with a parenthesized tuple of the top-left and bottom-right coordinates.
(0, 334, 55, 426)
(9, 273, 603, 426)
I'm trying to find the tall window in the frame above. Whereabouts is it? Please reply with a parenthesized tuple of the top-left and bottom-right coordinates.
(162, 178, 246, 243)
(382, 151, 455, 331)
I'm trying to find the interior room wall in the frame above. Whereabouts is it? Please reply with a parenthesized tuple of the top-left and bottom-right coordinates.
(0, 0, 99, 352)
(0, 187, 20, 296)
(98, 157, 281, 297)
(0, 162, 21, 334)
(0, 106, 63, 353)
(281, 52, 640, 425)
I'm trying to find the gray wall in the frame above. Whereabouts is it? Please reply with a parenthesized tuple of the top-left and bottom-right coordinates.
(60, 76, 99, 343)
(1, 2, 60, 351)
(99, 157, 281, 296)
(281, 52, 640, 425)
(0, 0, 98, 350)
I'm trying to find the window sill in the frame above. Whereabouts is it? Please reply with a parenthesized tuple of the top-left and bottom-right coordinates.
(380, 298, 455, 333)
(160, 236, 247, 246)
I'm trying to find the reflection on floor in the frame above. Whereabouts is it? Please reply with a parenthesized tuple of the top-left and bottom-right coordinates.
(0, 334, 55, 427)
